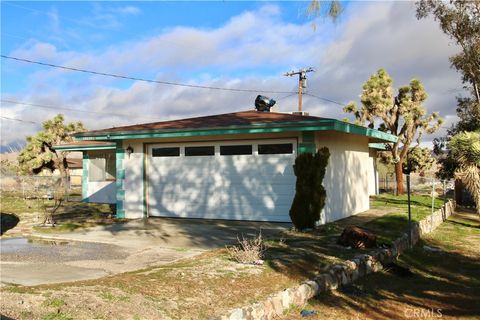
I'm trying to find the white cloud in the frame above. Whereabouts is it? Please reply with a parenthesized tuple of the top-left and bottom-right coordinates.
(47, 6, 60, 34)
(2, 2, 464, 148)
(110, 6, 141, 16)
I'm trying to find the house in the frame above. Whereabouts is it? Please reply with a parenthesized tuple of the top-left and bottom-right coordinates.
(54, 110, 397, 223)
(0, 151, 83, 188)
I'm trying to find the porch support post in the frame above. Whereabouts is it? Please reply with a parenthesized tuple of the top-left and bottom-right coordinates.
(82, 152, 89, 203)
(298, 131, 316, 154)
(115, 141, 126, 218)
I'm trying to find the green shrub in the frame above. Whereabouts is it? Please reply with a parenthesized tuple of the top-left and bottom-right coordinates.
(289, 147, 330, 230)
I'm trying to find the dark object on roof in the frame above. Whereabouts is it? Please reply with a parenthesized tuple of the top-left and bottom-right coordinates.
(254, 95, 276, 112)
(383, 262, 414, 277)
(337, 226, 377, 249)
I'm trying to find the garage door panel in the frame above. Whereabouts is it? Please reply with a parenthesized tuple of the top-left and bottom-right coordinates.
(150, 184, 295, 197)
(152, 205, 294, 221)
(171, 159, 295, 176)
(149, 194, 296, 208)
(147, 139, 296, 221)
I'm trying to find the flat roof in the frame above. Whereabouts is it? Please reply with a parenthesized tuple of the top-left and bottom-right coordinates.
(74, 110, 398, 143)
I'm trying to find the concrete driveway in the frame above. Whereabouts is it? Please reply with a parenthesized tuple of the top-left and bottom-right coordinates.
(1, 218, 290, 286)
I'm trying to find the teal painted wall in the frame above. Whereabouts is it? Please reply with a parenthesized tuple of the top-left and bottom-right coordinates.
(299, 131, 316, 154)
(82, 152, 89, 202)
(115, 141, 126, 218)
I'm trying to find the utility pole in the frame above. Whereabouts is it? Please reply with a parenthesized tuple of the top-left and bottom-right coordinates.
(284, 67, 315, 112)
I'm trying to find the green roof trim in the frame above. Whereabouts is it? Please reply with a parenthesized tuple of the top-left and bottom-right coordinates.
(369, 143, 388, 150)
(53, 143, 116, 151)
(74, 119, 398, 143)
(82, 152, 89, 203)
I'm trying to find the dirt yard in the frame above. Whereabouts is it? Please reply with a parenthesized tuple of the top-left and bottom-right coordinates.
(0, 194, 463, 320)
(279, 210, 480, 320)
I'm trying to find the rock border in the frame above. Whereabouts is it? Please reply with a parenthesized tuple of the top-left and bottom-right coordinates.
(220, 200, 455, 320)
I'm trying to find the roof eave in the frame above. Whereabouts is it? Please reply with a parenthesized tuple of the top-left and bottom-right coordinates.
(53, 143, 117, 152)
(73, 119, 398, 143)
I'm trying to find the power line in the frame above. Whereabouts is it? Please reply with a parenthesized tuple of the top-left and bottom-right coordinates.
(0, 116, 38, 124)
(276, 92, 298, 101)
(0, 99, 162, 121)
(303, 92, 346, 107)
(1, 55, 295, 94)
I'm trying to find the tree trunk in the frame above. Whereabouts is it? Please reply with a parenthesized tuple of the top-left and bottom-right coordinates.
(395, 161, 405, 195)
(455, 179, 464, 206)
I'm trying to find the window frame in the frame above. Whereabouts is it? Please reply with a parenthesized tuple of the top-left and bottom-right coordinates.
(220, 144, 253, 156)
(184, 145, 215, 157)
(152, 147, 180, 157)
(258, 143, 294, 155)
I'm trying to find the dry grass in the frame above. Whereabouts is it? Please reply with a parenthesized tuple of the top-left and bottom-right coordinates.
(0, 192, 123, 236)
(279, 210, 480, 320)
(225, 233, 265, 264)
(0, 250, 297, 320)
(1, 194, 465, 319)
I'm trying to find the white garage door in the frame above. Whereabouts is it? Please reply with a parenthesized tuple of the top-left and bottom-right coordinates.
(146, 139, 297, 222)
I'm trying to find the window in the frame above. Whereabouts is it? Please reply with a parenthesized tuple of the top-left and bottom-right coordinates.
(152, 147, 180, 157)
(89, 158, 105, 182)
(88, 152, 115, 181)
(258, 143, 293, 154)
(220, 145, 252, 156)
(185, 146, 215, 156)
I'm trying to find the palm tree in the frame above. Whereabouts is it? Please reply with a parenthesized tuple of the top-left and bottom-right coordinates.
(449, 131, 480, 213)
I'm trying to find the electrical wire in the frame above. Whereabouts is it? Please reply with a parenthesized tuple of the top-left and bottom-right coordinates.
(0, 99, 162, 121)
(0, 116, 38, 124)
(303, 92, 346, 106)
(1, 55, 295, 94)
(276, 92, 298, 101)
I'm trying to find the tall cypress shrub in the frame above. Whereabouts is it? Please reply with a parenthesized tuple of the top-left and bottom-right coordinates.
(289, 147, 330, 230)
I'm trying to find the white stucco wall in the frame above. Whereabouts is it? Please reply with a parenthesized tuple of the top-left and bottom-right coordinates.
(120, 131, 371, 222)
(315, 131, 370, 223)
(122, 140, 145, 219)
(87, 181, 116, 203)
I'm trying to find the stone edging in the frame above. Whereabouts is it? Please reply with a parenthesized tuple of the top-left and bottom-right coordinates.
(220, 200, 455, 320)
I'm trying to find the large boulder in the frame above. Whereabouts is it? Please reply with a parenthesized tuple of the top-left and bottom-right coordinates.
(337, 226, 377, 249)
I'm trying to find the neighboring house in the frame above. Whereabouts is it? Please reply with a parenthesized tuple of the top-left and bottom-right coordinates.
(51, 158, 83, 186)
(54, 110, 397, 223)
(0, 151, 82, 178)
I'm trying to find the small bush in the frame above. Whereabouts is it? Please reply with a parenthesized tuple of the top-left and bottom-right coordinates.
(289, 147, 330, 230)
(226, 233, 265, 264)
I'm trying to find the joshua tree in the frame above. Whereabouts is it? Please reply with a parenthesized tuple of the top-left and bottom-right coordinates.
(449, 131, 480, 213)
(344, 69, 442, 194)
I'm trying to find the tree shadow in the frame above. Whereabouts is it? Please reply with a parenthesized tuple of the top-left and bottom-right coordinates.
(0, 213, 19, 235)
(447, 219, 480, 229)
(264, 223, 371, 280)
(302, 215, 480, 319)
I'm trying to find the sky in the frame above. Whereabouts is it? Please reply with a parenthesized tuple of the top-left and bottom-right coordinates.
(0, 1, 466, 152)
